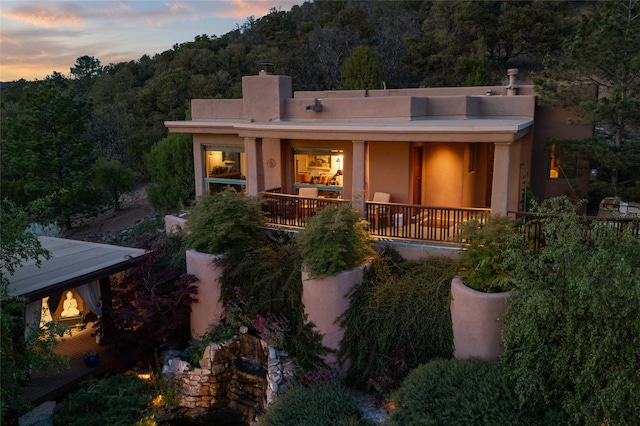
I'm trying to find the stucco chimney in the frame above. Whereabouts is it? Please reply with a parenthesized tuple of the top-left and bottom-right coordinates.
(242, 74, 292, 122)
(506, 68, 519, 96)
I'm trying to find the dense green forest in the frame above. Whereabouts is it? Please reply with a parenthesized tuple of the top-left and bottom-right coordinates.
(2, 0, 638, 227)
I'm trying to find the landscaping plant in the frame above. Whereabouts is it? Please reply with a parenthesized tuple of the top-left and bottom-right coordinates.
(1, 201, 69, 422)
(386, 359, 562, 426)
(258, 382, 364, 426)
(456, 214, 525, 292)
(103, 232, 197, 368)
(338, 248, 456, 394)
(185, 188, 266, 255)
(216, 236, 326, 369)
(502, 196, 640, 425)
(53, 375, 154, 426)
(145, 133, 195, 214)
(297, 204, 375, 278)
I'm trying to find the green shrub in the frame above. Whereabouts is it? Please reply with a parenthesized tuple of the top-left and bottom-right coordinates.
(386, 359, 562, 426)
(456, 214, 525, 292)
(92, 158, 135, 211)
(298, 204, 375, 278)
(145, 133, 194, 214)
(502, 197, 640, 425)
(338, 249, 456, 392)
(217, 237, 325, 369)
(258, 382, 364, 426)
(185, 188, 266, 255)
(54, 375, 153, 426)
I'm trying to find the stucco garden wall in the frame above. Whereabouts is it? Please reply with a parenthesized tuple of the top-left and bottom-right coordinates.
(450, 277, 510, 361)
(186, 249, 224, 341)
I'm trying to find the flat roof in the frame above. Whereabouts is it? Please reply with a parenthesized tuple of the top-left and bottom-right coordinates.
(7, 237, 147, 301)
(165, 117, 534, 142)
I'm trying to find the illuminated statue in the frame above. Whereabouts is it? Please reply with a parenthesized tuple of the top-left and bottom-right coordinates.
(61, 291, 80, 317)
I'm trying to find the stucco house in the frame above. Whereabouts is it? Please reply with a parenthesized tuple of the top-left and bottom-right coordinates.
(164, 69, 592, 243)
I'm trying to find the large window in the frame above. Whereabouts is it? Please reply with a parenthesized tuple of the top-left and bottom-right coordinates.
(293, 148, 344, 198)
(204, 146, 246, 194)
(549, 145, 579, 180)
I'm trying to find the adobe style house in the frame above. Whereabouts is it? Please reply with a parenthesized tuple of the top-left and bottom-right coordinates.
(165, 70, 592, 242)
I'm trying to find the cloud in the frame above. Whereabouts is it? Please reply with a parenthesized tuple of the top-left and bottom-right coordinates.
(2, 3, 85, 29)
(146, 2, 198, 27)
(0, 0, 304, 82)
(217, 0, 300, 19)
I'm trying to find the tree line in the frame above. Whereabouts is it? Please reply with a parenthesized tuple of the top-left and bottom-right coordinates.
(1, 0, 638, 228)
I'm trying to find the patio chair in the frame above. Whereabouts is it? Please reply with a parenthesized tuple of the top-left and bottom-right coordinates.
(298, 187, 319, 219)
(372, 192, 391, 232)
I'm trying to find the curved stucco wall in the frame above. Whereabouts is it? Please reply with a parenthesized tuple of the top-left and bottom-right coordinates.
(165, 215, 187, 235)
(301, 263, 368, 360)
(186, 249, 224, 341)
(450, 276, 510, 361)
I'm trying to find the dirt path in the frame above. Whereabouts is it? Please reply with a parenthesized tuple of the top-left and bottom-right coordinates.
(62, 185, 157, 243)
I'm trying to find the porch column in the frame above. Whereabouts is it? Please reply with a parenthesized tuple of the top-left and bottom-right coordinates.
(490, 142, 512, 215)
(262, 138, 282, 192)
(351, 140, 367, 213)
(244, 137, 264, 196)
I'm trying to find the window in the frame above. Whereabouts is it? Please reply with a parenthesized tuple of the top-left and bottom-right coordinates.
(204, 146, 246, 194)
(293, 148, 344, 198)
(549, 145, 579, 180)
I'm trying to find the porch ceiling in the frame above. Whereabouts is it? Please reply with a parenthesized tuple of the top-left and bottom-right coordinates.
(165, 117, 534, 143)
(6, 237, 147, 301)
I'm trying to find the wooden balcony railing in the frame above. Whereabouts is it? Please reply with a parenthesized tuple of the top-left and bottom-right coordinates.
(261, 193, 639, 246)
(366, 202, 491, 242)
(261, 192, 491, 242)
(261, 192, 348, 228)
(511, 211, 640, 250)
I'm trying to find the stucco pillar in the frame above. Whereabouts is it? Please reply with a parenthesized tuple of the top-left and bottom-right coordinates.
(490, 142, 511, 215)
(193, 141, 205, 197)
(244, 137, 264, 196)
(351, 140, 367, 213)
(262, 138, 282, 192)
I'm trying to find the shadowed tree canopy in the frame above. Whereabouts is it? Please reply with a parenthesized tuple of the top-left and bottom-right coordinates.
(534, 0, 640, 204)
(340, 45, 386, 90)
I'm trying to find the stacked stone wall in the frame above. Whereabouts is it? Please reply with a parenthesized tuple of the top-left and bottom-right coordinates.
(162, 330, 291, 424)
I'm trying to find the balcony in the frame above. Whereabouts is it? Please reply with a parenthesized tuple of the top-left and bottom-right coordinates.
(261, 192, 490, 243)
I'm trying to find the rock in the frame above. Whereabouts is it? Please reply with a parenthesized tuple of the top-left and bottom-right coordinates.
(19, 401, 56, 426)
(183, 407, 208, 422)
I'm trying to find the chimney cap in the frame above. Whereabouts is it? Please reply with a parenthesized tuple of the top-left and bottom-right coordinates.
(258, 62, 274, 76)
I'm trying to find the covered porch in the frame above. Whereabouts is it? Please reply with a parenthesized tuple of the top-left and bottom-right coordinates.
(7, 237, 148, 405)
(22, 324, 117, 406)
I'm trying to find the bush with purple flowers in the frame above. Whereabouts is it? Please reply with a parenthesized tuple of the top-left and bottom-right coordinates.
(251, 312, 289, 350)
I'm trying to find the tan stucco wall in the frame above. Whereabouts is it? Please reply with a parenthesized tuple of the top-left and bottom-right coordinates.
(186, 250, 224, 341)
(301, 263, 368, 363)
(461, 143, 492, 207)
(192, 99, 243, 121)
(242, 74, 292, 122)
(450, 277, 510, 361)
(422, 143, 466, 207)
(368, 142, 411, 203)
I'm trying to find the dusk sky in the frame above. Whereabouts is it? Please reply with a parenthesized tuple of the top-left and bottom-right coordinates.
(0, 0, 304, 82)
